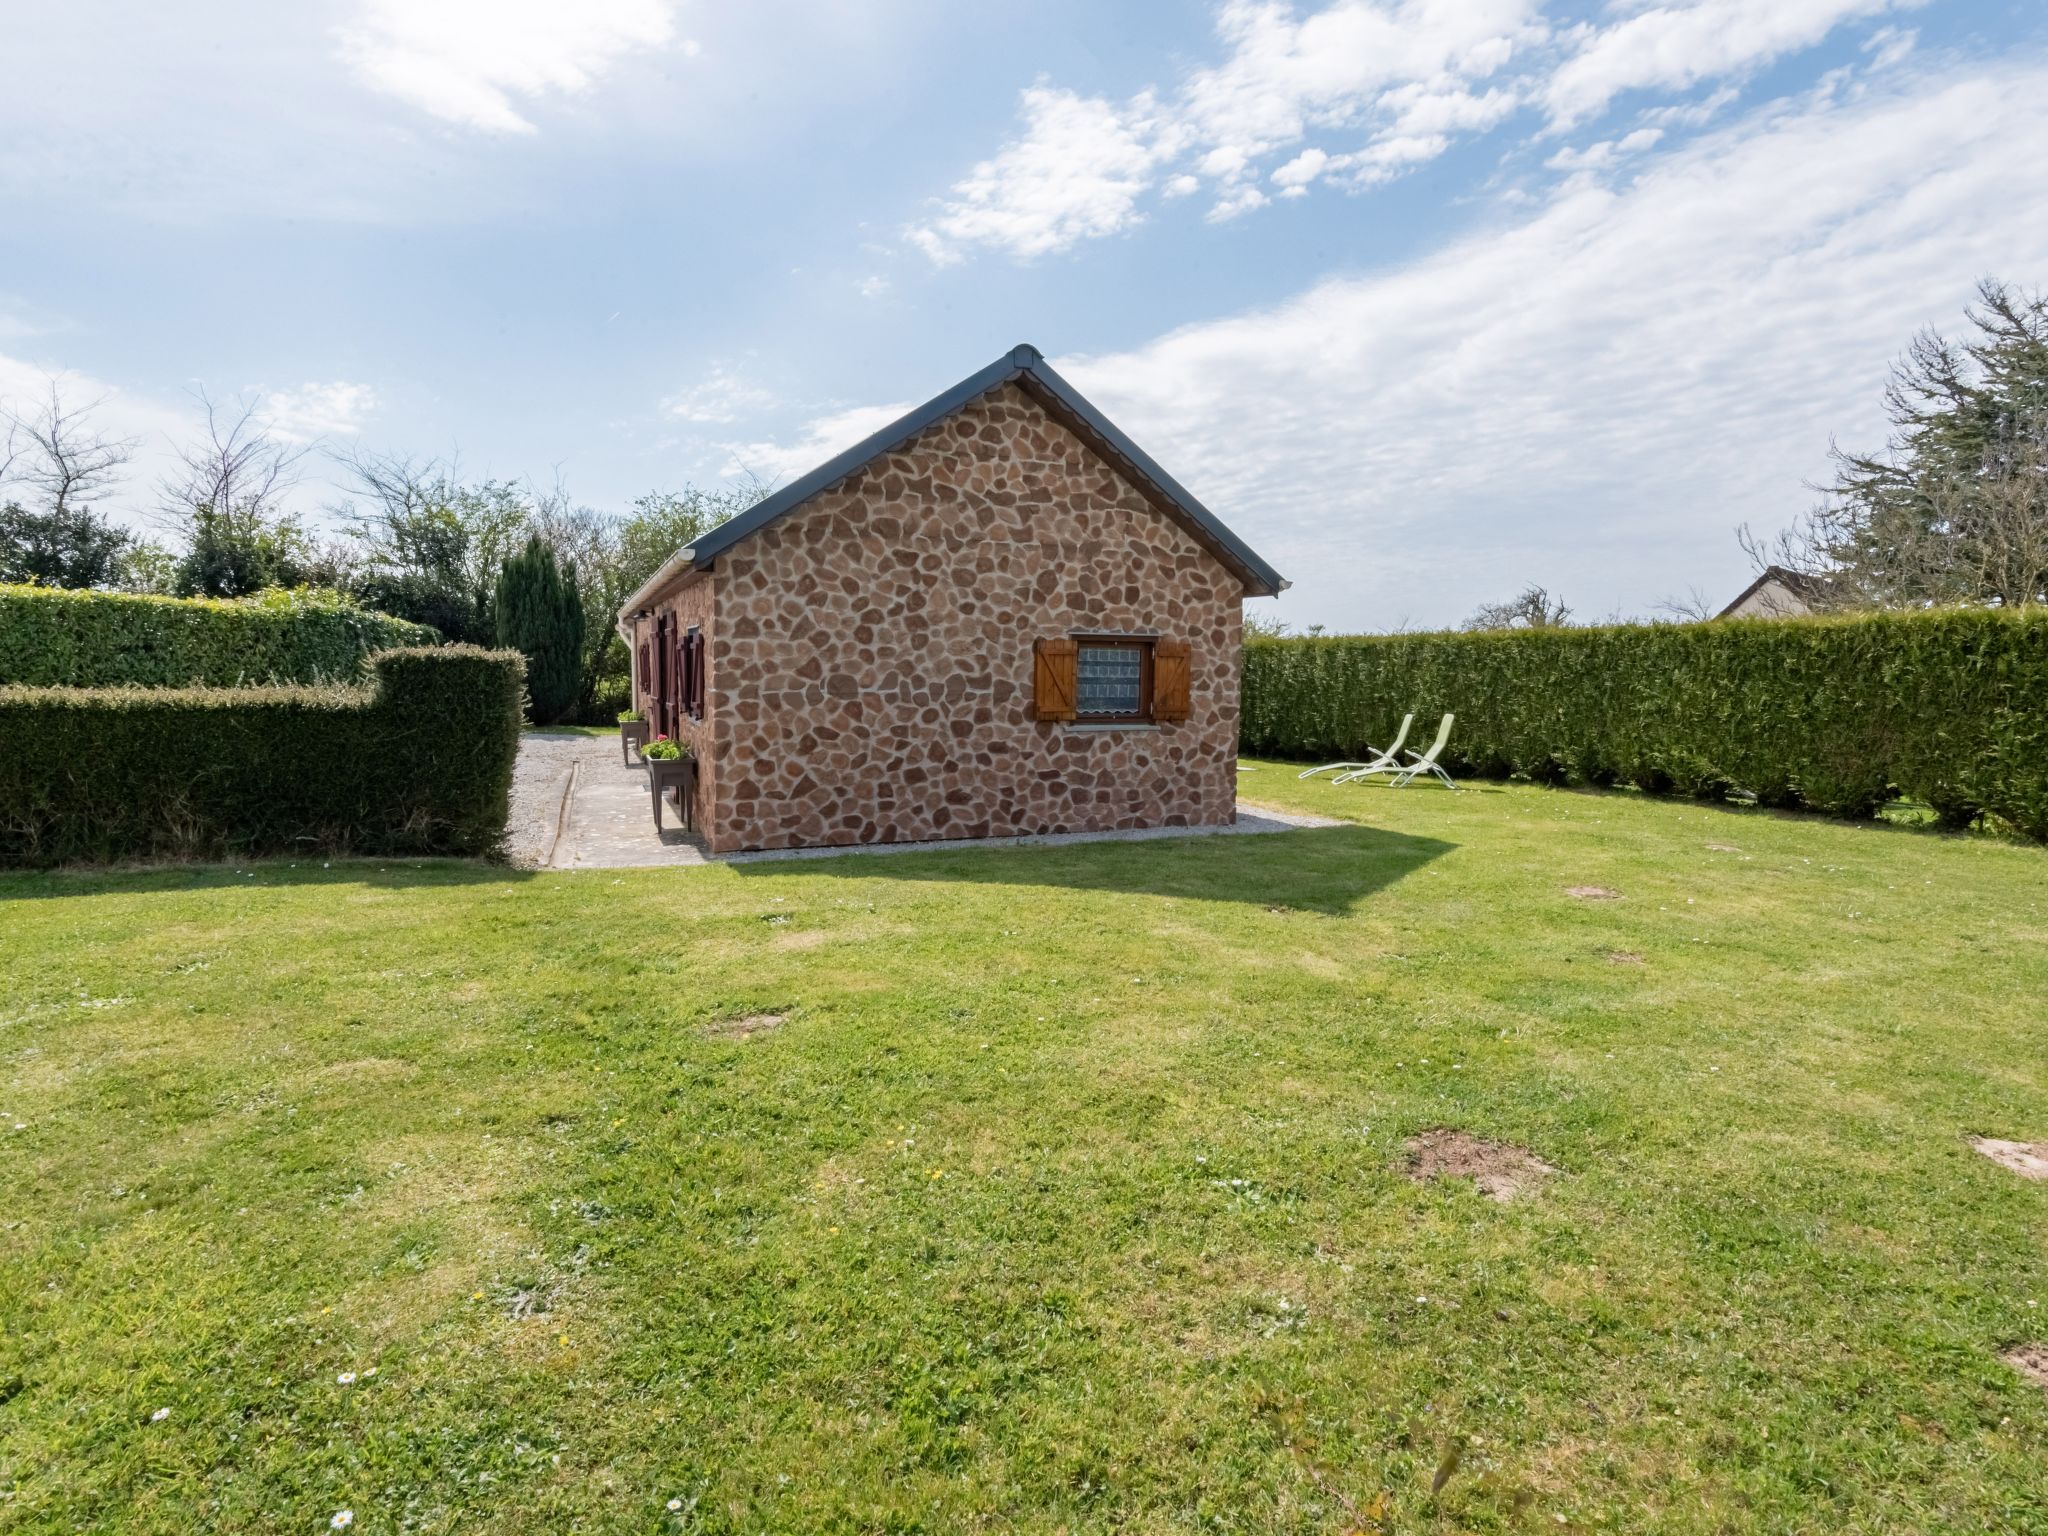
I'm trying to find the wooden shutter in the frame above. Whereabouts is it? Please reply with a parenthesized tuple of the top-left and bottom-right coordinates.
(1033, 637, 1077, 722)
(669, 624, 684, 735)
(1151, 639, 1191, 722)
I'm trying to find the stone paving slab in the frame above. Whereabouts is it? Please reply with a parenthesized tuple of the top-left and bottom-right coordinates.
(516, 732, 1341, 871)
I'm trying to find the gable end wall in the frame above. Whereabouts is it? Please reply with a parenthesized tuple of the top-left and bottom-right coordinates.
(706, 381, 1243, 853)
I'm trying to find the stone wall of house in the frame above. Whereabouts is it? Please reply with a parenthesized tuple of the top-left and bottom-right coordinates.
(703, 381, 1244, 853)
(631, 569, 716, 831)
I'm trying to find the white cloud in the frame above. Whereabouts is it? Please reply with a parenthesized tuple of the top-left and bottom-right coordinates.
(1271, 147, 1330, 187)
(908, 87, 1169, 263)
(1543, 125, 1663, 172)
(910, 1, 1540, 260)
(262, 381, 380, 442)
(910, 0, 1932, 262)
(1863, 25, 1917, 70)
(336, 0, 682, 134)
(1542, 0, 1911, 130)
(718, 401, 913, 488)
(663, 365, 777, 425)
(1176, 0, 1539, 198)
(1045, 63, 2048, 630)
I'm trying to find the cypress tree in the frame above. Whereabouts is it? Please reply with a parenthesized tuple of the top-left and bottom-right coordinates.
(495, 536, 585, 723)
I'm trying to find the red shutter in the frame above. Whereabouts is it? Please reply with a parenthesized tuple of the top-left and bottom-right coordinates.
(1033, 637, 1077, 722)
(671, 627, 686, 731)
(1151, 639, 1191, 722)
(684, 630, 703, 720)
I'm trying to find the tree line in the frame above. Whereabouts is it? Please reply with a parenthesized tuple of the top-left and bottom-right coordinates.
(0, 388, 756, 722)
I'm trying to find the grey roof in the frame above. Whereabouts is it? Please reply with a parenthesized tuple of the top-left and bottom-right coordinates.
(676, 344, 1285, 598)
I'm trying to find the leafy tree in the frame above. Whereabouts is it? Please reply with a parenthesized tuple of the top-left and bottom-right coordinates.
(0, 500, 132, 587)
(614, 486, 755, 596)
(1463, 583, 1572, 632)
(173, 503, 327, 597)
(495, 536, 585, 723)
(1746, 279, 2048, 609)
(335, 450, 532, 643)
(114, 538, 179, 595)
(534, 485, 752, 717)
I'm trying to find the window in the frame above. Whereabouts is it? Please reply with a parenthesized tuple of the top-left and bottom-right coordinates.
(1074, 637, 1153, 722)
(1034, 635, 1189, 725)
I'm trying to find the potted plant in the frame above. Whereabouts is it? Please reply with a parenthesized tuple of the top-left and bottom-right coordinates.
(618, 708, 651, 765)
(643, 736, 695, 833)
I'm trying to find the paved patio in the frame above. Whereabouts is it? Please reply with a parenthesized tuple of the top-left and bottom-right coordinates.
(509, 731, 1339, 871)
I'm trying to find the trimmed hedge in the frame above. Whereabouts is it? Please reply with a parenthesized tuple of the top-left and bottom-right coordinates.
(0, 583, 440, 688)
(1242, 609, 2048, 839)
(0, 646, 525, 866)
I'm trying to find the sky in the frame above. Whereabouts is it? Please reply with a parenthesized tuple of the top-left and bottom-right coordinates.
(2, 0, 2043, 631)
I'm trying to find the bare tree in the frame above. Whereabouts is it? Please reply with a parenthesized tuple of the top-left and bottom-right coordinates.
(158, 390, 309, 528)
(4, 379, 140, 516)
(1653, 585, 1718, 623)
(1463, 583, 1572, 632)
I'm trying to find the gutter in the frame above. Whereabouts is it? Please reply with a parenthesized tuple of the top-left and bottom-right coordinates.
(614, 545, 697, 645)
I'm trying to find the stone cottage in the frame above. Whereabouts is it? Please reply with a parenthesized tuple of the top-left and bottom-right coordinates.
(616, 344, 1285, 854)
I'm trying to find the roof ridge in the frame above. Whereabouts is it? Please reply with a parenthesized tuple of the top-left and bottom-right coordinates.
(617, 345, 1283, 623)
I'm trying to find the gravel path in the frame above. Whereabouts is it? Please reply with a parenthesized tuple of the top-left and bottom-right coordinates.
(505, 732, 614, 868)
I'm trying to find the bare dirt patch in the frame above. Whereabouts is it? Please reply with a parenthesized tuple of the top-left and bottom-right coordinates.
(704, 1012, 788, 1042)
(2005, 1344, 2048, 1394)
(1604, 950, 1646, 966)
(1566, 886, 1621, 901)
(1970, 1136, 2048, 1180)
(1405, 1129, 1558, 1203)
(1704, 843, 1742, 854)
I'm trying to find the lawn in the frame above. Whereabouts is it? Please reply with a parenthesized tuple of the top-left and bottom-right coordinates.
(3, 767, 2046, 1533)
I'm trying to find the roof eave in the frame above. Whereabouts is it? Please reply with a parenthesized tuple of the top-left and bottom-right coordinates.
(614, 546, 701, 631)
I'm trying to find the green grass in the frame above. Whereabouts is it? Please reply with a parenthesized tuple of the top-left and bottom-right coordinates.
(3, 766, 2046, 1533)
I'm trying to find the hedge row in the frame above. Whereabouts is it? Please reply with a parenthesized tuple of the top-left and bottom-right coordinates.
(0, 583, 440, 688)
(0, 647, 525, 866)
(1242, 609, 2048, 838)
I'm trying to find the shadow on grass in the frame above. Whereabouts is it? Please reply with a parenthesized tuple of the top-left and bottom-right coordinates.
(0, 856, 537, 901)
(730, 823, 1455, 916)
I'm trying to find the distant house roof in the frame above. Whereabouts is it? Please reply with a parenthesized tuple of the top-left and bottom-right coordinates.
(1716, 565, 1839, 619)
(621, 344, 1285, 622)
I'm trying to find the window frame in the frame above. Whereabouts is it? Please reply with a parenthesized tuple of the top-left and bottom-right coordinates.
(1071, 634, 1155, 725)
